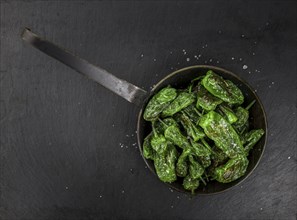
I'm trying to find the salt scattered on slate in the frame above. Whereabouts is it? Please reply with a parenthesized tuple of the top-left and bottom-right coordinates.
(65, 186, 68, 190)
(122, 190, 125, 194)
(186, 58, 190, 62)
(239, 58, 243, 61)
(171, 205, 174, 209)
(260, 208, 263, 211)
(243, 65, 248, 70)
(170, 51, 173, 54)
(271, 82, 275, 85)
(153, 59, 156, 62)
(205, 44, 208, 48)
(204, 61, 208, 64)
(140, 54, 144, 57)
(217, 61, 220, 64)
(254, 89, 257, 92)
(231, 57, 235, 60)
(252, 52, 256, 56)
(288, 156, 291, 160)
(198, 54, 201, 57)
(177, 196, 180, 199)
(218, 30, 222, 34)
(99, 195, 103, 198)
(209, 58, 212, 62)
(169, 188, 174, 192)
(241, 34, 245, 38)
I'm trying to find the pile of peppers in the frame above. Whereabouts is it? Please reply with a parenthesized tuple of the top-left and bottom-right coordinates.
(143, 70, 264, 193)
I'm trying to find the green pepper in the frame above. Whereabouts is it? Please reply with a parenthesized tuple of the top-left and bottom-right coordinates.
(198, 155, 211, 168)
(218, 104, 238, 124)
(212, 155, 249, 183)
(211, 146, 229, 167)
(197, 83, 223, 111)
(162, 92, 196, 117)
(143, 86, 177, 121)
(177, 112, 205, 142)
(188, 155, 205, 179)
(164, 125, 191, 149)
(150, 121, 168, 155)
(154, 145, 178, 183)
(244, 129, 265, 154)
(183, 175, 199, 194)
(176, 149, 191, 177)
(233, 100, 256, 133)
(190, 139, 211, 157)
(143, 132, 155, 160)
(182, 104, 202, 125)
(201, 70, 244, 105)
(199, 111, 245, 158)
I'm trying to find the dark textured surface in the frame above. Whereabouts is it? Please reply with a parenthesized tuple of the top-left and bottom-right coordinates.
(0, 1, 296, 220)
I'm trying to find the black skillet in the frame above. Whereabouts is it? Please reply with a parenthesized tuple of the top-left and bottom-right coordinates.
(21, 28, 267, 195)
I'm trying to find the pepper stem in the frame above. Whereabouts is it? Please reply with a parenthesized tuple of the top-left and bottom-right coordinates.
(246, 100, 256, 110)
(152, 121, 157, 136)
(157, 118, 167, 127)
(201, 138, 214, 154)
(199, 176, 207, 186)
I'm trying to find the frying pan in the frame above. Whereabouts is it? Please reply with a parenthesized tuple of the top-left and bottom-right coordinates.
(21, 28, 267, 195)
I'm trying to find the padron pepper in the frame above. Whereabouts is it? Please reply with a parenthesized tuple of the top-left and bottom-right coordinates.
(183, 175, 199, 194)
(212, 155, 249, 183)
(243, 129, 265, 154)
(143, 132, 155, 160)
(143, 86, 177, 121)
(190, 139, 211, 157)
(233, 100, 256, 134)
(164, 124, 191, 150)
(177, 112, 205, 142)
(188, 155, 205, 181)
(182, 104, 202, 125)
(201, 70, 244, 105)
(218, 104, 238, 124)
(162, 92, 195, 117)
(211, 146, 229, 167)
(199, 111, 245, 158)
(176, 148, 191, 177)
(150, 121, 168, 155)
(198, 155, 211, 168)
(196, 83, 223, 111)
(154, 145, 178, 183)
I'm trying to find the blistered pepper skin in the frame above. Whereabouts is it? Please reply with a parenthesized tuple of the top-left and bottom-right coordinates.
(201, 70, 244, 105)
(212, 155, 249, 183)
(143, 87, 177, 121)
(199, 111, 245, 158)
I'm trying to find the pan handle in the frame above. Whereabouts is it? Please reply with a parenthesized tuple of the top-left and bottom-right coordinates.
(21, 28, 148, 106)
